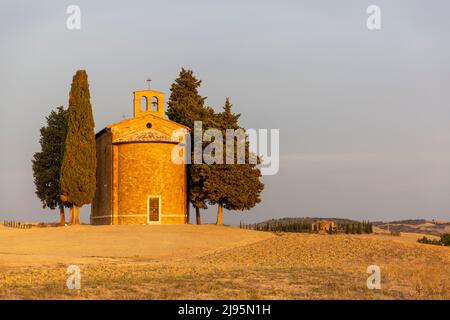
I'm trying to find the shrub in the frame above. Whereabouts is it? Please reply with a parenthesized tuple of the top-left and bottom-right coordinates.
(417, 234, 450, 246)
(440, 233, 450, 246)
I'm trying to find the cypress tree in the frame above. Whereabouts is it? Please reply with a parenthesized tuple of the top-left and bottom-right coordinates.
(203, 98, 264, 225)
(357, 223, 363, 234)
(167, 68, 214, 224)
(60, 70, 96, 225)
(32, 106, 69, 225)
(345, 224, 350, 234)
(167, 68, 208, 128)
(167, 71, 264, 225)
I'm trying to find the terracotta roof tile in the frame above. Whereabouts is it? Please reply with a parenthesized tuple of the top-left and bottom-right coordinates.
(113, 129, 179, 144)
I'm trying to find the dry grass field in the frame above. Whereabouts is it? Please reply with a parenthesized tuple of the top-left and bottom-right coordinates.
(0, 224, 449, 299)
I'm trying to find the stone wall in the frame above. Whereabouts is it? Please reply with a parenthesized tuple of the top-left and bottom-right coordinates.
(116, 142, 187, 224)
(91, 131, 112, 225)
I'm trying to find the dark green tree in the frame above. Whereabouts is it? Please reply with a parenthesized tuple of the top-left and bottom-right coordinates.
(167, 71, 264, 225)
(363, 221, 371, 233)
(440, 233, 450, 246)
(32, 106, 69, 225)
(167, 68, 215, 224)
(167, 68, 208, 128)
(189, 167, 208, 224)
(356, 223, 363, 234)
(203, 98, 264, 225)
(60, 70, 96, 225)
(345, 224, 350, 234)
(203, 162, 264, 225)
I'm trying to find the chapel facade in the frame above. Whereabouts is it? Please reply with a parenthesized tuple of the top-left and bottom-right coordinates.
(90, 89, 189, 225)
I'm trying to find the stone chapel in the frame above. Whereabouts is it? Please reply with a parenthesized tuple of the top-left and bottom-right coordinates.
(91, 89, 189, 225)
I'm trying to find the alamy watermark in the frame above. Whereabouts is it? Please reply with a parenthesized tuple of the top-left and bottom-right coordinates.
(66, 265, 81, 290)
(171, 121, 279, 176)
(366, 5, 381, 30)
(66, 5, 81, 30)
(65, 5, 381, 31)
(366, 265, 381, 290)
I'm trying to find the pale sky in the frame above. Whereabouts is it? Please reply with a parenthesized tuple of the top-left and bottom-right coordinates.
(1, 0, 449, 224)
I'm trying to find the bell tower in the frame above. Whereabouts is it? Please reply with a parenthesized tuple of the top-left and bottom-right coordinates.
(133, 89, 165, 118)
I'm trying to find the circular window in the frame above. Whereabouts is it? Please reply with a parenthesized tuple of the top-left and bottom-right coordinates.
(146, 122, 152, 129)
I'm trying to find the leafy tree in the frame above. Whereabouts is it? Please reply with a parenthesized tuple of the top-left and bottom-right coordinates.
(167, 68, 215, 224)
(60, 70, 96, 225)
(32, 106, 69, 225)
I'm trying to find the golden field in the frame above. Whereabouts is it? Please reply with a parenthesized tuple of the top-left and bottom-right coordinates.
(0, 224, 449, 299)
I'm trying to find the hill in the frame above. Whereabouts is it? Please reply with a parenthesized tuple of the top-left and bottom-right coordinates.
(257, 217, 361, 226)
(255, 217, 450, 236)
(373, 219, 450, 235)
(0, 224, 449, 299)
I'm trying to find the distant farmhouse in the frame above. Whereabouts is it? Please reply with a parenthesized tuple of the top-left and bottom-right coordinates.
(91, 89, 189, 225)
(311, 220, 336, 232)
